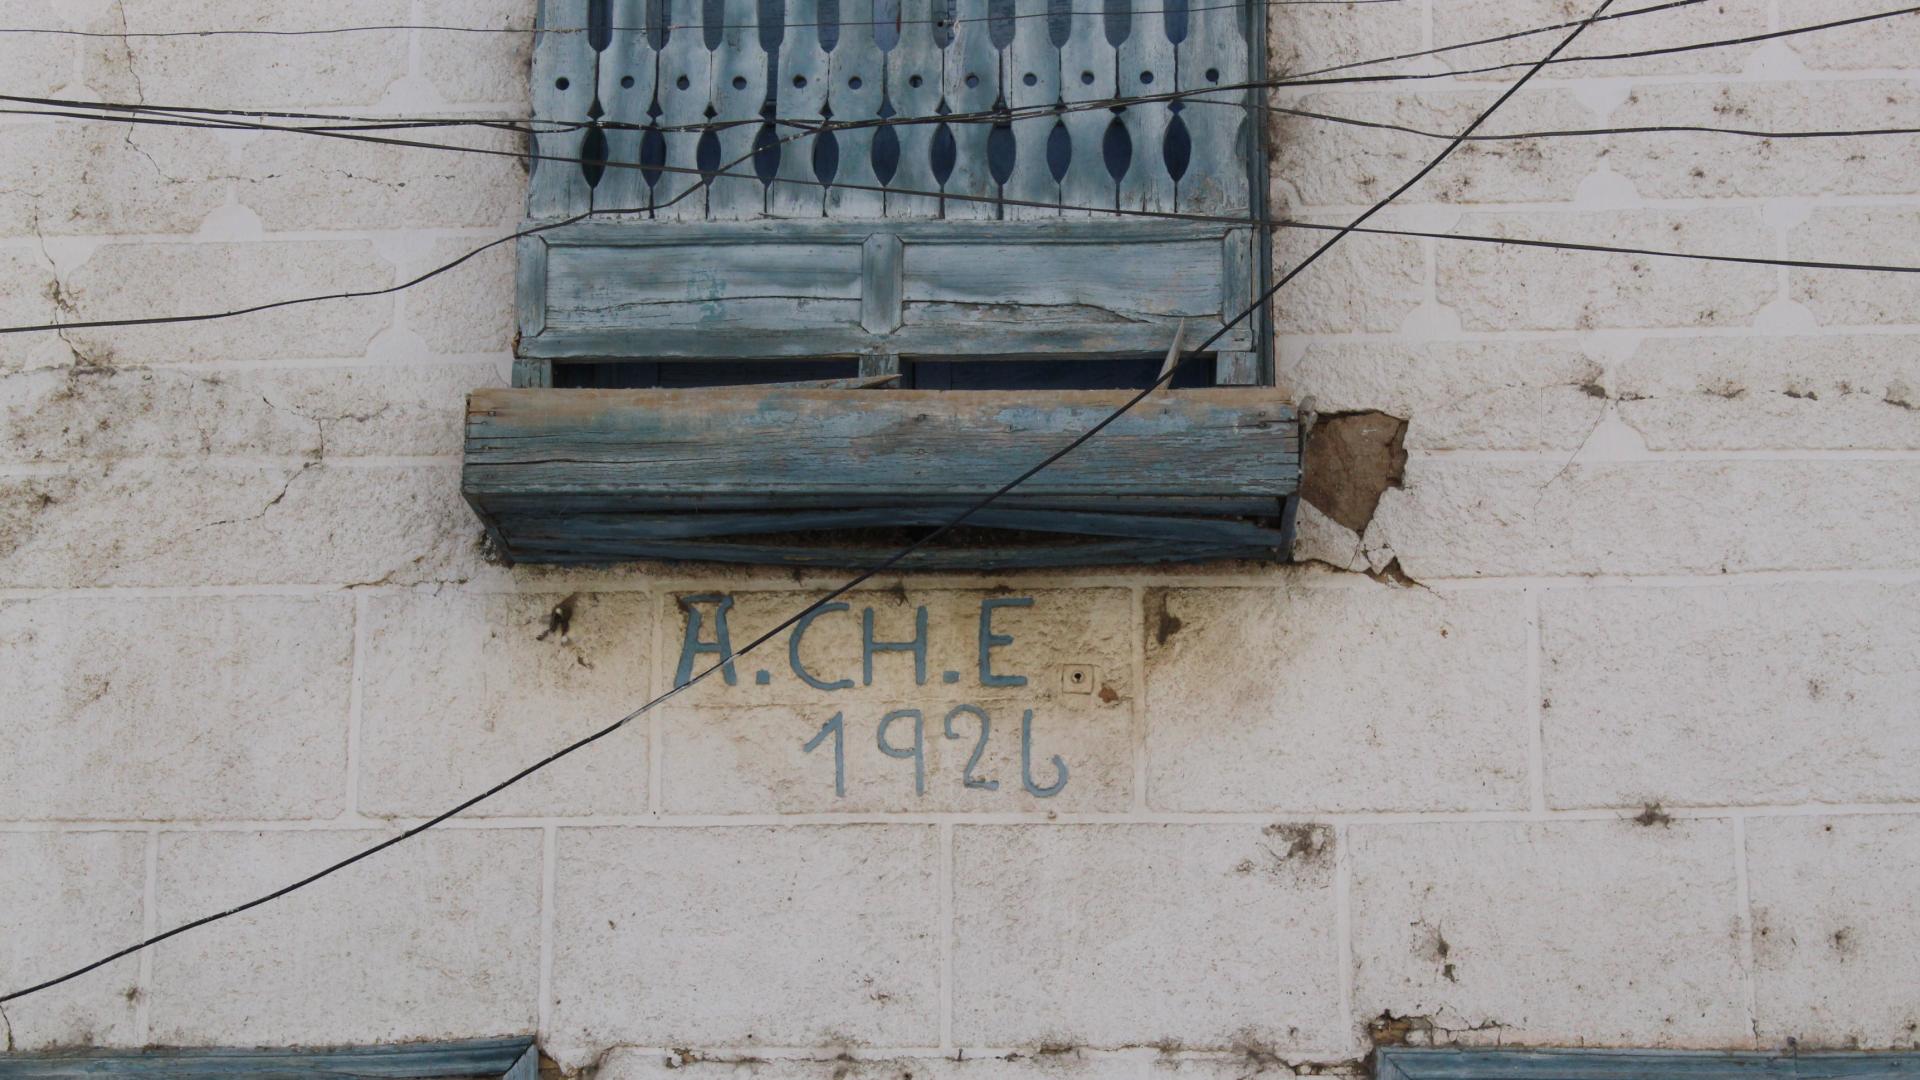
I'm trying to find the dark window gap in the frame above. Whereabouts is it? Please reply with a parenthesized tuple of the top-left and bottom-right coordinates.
(905, 356, 1217, 390)
(551, 359, 862, 388)
(551, 358, 1216, 391)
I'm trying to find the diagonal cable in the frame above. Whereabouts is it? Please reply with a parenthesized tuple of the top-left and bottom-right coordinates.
(3, 0, 1620, 1008)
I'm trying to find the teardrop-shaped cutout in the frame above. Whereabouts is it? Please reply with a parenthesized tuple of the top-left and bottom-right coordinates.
(581, 125, 610, 189)
(873, 96, 901, 184)
(930, 122, 957, 186)
(987, 123, 1016, 187)
(987, 0, 1016, 49)
(1102, 0, 1129, 47)
(640, 126, 668, 191)
(872, 123, 901, 185)
(752, 121, 781, 184)
(818, 0, 841, 52)
(1045, 0, 1071, 47)
(1163, 0, 1189, 44)
(1162, 111, 1191, 183)
(813, 124, 840, 187)
(873, 0, 901, 51)
(646, 0, 670, 50)
(1046, 120, 1071, 183)
(588, 0, 614, 52)
(757, 0, 785, 52)
(1102, 115, 1131, 184)
(696, 126, 722, 182)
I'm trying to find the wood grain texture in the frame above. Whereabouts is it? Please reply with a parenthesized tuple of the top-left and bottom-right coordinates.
(1002, 0, 1063, 221)
(1056, 0, 1116, 218)
(503, 0, 1279, 567)
(885, 0, 948, 218)
(941, 0, 1002, 221)
(0, 1039, 536, 1080)
(522, 219, 1252, 358)
(500, 534, 1259, 569)
(467, 387, 1295, 496)
(522, 0, 1259, 221)
(1379, 1049, 1920, 1080)
(824, 0, 890, 218)
(770, 0, 832, 218)
(652, 0, 712, 218)
(1117, 0, 1177, 214)
(1174, 0, 1248, 214)
(595, 0, 655, 212)
(528, 0, 596, 219)
(708, 0, 770, 218)
(465, 387, 1297, 567)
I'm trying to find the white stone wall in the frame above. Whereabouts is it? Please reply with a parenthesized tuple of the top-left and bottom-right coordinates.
(3, 0, 1918, 1073)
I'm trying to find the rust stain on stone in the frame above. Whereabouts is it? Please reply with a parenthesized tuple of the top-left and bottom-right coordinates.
(1145, 590, 1184, 647)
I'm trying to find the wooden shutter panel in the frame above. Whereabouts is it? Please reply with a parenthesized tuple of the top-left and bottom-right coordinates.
(474, 0, 1297, 569)
(515, 0, 1268, 381)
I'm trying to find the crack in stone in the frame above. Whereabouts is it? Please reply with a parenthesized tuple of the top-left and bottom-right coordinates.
(110, 2, 185, 185)
(193, 461, 316, 532)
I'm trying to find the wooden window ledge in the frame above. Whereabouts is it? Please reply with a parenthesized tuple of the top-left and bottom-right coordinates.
(463, 387, 1300, 570)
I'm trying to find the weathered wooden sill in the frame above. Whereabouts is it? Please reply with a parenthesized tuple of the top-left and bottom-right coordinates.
(462, 387, 1300, 569)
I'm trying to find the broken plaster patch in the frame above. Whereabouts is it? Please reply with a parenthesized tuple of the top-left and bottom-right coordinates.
(1300, 411, 1408, 536)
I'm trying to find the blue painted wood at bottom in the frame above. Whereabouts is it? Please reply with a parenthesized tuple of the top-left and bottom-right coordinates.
(0, 1038, 536, 1079)
(463, 386, 1299, 569)
(1379, 1049, 1920, 1080)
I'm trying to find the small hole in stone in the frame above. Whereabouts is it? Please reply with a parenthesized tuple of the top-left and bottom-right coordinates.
(676, 75, 690, 90)
(621, 75, 635, 88)
(1022, 72, 1037, 86)
(732, 75, 747, 89)
(793, 74, 808, 87)
(909, 74, 923, 88)
(1140, 70, 1153, 84)
(1205, 67, 1219, 82)
(1080, 70, 1095, 85)
(965, 73, 979, 88)
(849, 75, 863, 89)
(555, 77, 571, 90)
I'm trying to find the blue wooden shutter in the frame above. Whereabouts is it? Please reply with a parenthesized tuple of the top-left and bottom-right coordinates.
(476, 0, 1296, 570)
(514, 0, 1268, 384)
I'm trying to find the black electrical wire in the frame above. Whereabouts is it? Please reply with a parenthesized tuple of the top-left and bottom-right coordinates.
(1283, 0, 1705, 79)
(1281, 4, 1920, 88)
(16, 0, 1901, 142)
(11, 0, 1915, 152)
(6, 121, 1920, 343)
(0, 0, 1742, 137)
(21, 86, 1920, 153)
(1261, 102, 1920, 143)
(0, 0, 1610, 1009)
(0, 0, 1402, 41)
(8, 79, 1920, 342)
(40, 0, 1904, 154)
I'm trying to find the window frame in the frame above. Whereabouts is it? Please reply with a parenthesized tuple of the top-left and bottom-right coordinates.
(1378, 1048, 1920, 1080)
(0, 1037, 537, 1080)
(512, 0, 1275, 391)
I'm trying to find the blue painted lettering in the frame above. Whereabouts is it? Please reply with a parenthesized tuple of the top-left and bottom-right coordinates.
(674, 593, 737, 688)
(876, 708, 927, 796)
(1019, 708, 1068, 798)
(977, 596, 1033, 687)
(863, 605, 929, 686)
(943, 704, 999, 791)
(788, 601, 854, 691)
(802, 711, 846, 797)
